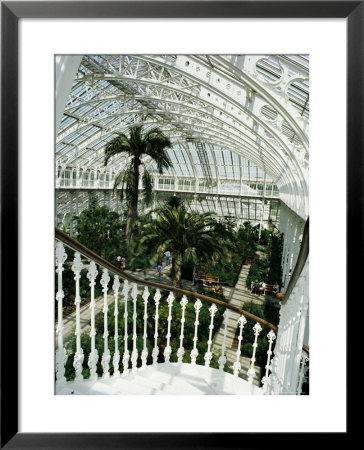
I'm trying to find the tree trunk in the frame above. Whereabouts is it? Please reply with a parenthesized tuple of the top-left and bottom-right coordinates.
(125, 157, 140, 260)
(172, 252, 183, 288)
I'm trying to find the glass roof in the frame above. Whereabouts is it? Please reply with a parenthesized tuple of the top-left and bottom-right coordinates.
(56, 54, 309, 219)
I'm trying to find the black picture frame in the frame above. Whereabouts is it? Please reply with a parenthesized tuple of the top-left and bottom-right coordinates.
(1, 1, 358, 448)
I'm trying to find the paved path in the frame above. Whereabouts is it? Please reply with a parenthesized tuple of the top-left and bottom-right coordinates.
(212, 264, 272, 386)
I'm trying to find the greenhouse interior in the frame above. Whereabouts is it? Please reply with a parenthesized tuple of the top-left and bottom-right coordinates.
(55, 54, 309, 395)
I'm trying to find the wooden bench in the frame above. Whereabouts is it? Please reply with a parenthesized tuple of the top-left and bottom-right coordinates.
(198, 272, 223, 294)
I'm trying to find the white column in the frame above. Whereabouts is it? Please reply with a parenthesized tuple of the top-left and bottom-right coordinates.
(141, 286, 150, 369)
(55, 55, 83, 135)
(112, 276, 121, 377)
(55, 241, 68, 384)
(233, 315, 247, 376)
(122, 280, 130, 375)
(177, 295, 188, 364)
(130, 283, 138, 373)
(190, 299, 202, 364)
(87, 261, 99, 381)
(71, 252, 84, 382)
(152, 289, 161, 365)
(204, 304, 218, 367)
(164, 292, 174, 364)
(100, 269, 111, 379)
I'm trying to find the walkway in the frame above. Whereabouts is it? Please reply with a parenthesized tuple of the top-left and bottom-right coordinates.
(212, 264, 270, 386)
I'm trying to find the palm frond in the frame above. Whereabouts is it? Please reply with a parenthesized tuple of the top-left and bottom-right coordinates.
(104, 135, 131, 166)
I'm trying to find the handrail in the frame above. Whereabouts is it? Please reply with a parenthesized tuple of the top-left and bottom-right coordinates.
(55, 228, 277, 332)
(282, 216, 309, 305)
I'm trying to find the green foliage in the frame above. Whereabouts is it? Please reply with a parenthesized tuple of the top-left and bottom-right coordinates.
(131, 204, 226, 287)
(246, 231, 284, 289)
(240, 301, 275, 367)
(74, 199, 125, 263)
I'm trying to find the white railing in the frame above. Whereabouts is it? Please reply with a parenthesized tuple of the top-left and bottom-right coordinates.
(55, 228, 308, 395)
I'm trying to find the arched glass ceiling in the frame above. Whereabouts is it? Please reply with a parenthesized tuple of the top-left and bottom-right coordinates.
(56, 54, 309, 219)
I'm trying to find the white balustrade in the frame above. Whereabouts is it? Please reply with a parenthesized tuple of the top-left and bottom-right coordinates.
(100, 269, 111, 379)
(218, 309, 230, 371)
(122, 280, 130, 375)
(112, 275, 121, 377)
(247, 322, 262, 385)
(261, 329, 276, 392)
(204, 304, 218, 367)
(233, 315, 247, 376)
(190, 299, 202, 365)
(164, 292, 174, 364)
(55, 236, 308, 395)
(177, 295, 188, 364)
(71, 252, 84, 382)
(141, 286, 149, 369)
(131, 283, 138, 373)
(87, 261, 99, 381)
(55, 241, 68, 384)
(72, 252, 85, 381)
(152, 289, 161, 365)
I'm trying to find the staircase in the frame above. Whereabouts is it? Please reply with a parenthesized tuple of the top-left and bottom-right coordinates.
(56, 363, 263, 395)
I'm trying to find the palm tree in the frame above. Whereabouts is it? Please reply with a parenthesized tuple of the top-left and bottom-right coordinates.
(104, 124, 172, 255)
(134, 204, 225, 288)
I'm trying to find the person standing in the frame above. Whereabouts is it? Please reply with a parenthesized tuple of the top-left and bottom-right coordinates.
(164, 250, 171, 266)
(272, 282, 279, 297)
(157, 260, 163, 277)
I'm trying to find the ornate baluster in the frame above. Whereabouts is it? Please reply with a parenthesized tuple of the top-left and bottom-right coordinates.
(219, 309, 230, 371)
(297, 353, 309, 395)
(72, 252, 84, 382)
(152, 289, 161, 365)
(247, 322, 263, 385)
(122, 280, 130, 375)
(164, 292, 174, 364)
(190, 300, 202, 365)
(141, 286, 149, 369)
(204, 304, 218, 367)
(233, 315, 247, 376)
(87, 261, 98, 381)
(261, 329, 276, 392)
(131, 283, 138, 373)
(55, 241, 68, 384)
(112, 275, 120, 377)
(100, 269, 110, 379)
(177, 295, 189, 364)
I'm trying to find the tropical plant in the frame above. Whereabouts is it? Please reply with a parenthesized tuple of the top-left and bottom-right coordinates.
(104, 124, 172, 254)
(74, 198, 125, 263)
(133, 204, 226, 287)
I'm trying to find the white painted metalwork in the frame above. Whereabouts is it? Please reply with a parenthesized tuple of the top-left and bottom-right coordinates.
(87, 261, 99, 381)
(204, 304, 218, 367)
(141, 286, 149, 369)
(152, 289, 161, 365)
(261, 329, 276, 392)
(71, 252, 84, 381)
(164, 292, 174, 364)
(177, 295, 189, 364)
(297, 352, 309, 395)
(122, 279, 130, 375)
(131, 283, 138, 373)
(190, 299, 202, 365)
(100, 268, 111, 379)
(112, 275, 121, 377)
(233, 315, 247, 376)
(55, 241, 68, 384)
(247, 322, 263, 385)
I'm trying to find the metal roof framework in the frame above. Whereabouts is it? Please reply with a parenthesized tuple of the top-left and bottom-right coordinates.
(56, 54, 309, 220)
